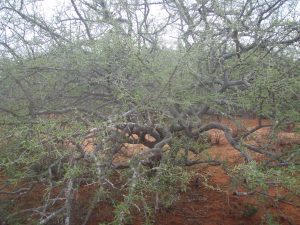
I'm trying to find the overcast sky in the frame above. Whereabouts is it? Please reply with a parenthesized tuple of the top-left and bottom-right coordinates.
(40, 0, 300, 13)
(38, 0, 179, 47)
(38, 0, 300, 44)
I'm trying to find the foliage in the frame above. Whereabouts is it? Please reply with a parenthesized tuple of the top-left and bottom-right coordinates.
(261, 213, 281, 225)
(0, 0, 299, 224)
(230, 161, 300, 194)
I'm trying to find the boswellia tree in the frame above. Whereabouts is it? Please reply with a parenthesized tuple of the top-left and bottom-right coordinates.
(0, 0, 299, 224)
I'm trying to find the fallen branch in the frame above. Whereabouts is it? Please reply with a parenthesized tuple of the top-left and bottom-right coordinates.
(185, 159, 222, 166)
(39, 206, 66, 225)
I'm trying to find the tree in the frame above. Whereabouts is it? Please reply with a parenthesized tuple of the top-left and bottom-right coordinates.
(0, 0, 299, 224)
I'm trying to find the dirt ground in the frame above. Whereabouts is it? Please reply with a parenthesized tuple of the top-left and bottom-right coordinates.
(1, 118, 299, 225)
(84, 118, 300, 225)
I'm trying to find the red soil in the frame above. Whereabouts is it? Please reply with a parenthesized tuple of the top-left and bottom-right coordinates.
(1, 118, 299, 225)
(83, 146, 299, 225)
(84, 117, 300, 225)
(152, 145, 300, 225)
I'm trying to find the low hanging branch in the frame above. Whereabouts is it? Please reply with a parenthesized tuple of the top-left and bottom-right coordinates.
(90, 119, 278, 167)
(192, 122, 279, 161)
